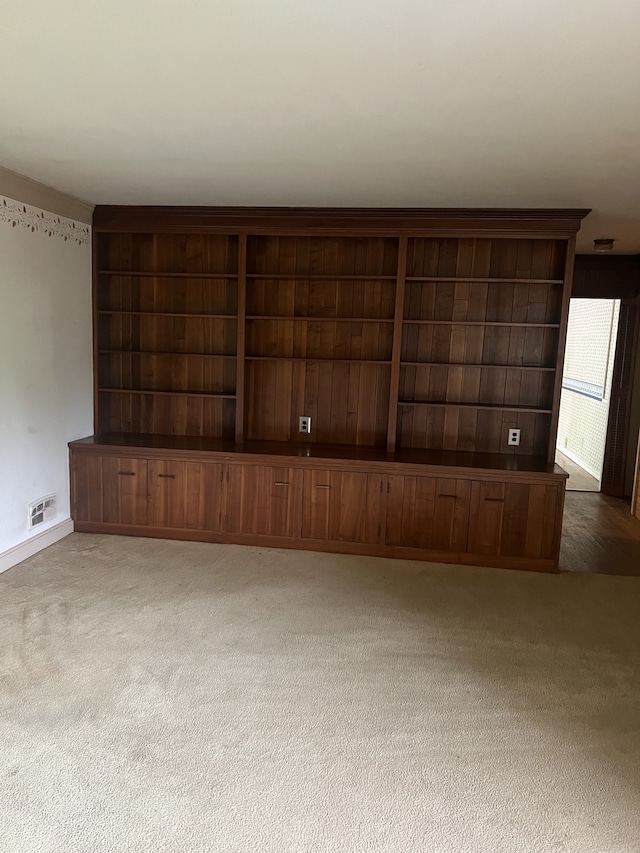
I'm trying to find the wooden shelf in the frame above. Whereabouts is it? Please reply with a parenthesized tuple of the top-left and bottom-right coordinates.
(400, 361, 556, 371)
(402, 320, 560, 328)
(405, 276, 564, 285)
(398, 401, 553, 414)
(98, 270, 237, 279)
(98, 310, 236, 319)
(98, 388, 236, 400)
(246, 274, 398, 281)
(246, 315, 394, 323)
(245, 356, 392, 364)
(99, 350, 236, 359)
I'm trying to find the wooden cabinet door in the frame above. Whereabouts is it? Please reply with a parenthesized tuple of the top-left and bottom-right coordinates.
(302, 470, 385, 544)
(385, 475, 470, 552)
(147, 460, 208, 529)
(198, 462, 226, 532)
(226, 465, 303, 538)
(468, 481, 561, 560)
(71, 452, 104, 523)
(467, 481, 506, 556)
(102, 456, 148, 526)
(523, 484, 564, 560)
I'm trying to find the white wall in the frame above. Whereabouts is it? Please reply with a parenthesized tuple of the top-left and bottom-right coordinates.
(557, 298, 620, 481)
(0, 192, 93, 569)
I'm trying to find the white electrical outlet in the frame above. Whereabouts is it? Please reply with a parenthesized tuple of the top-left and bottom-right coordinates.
(299, 416, 312, 434)
(508, 428, 521, 446)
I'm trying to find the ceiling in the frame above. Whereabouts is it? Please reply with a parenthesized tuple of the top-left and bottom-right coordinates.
(2, 0, 640, 252)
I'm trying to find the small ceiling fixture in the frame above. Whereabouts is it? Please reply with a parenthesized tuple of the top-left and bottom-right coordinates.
(593, 238, 615, 253)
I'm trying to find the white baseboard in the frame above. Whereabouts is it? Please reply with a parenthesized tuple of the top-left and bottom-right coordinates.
(556, 445, 602, 481)
(0, 518, 74, 575)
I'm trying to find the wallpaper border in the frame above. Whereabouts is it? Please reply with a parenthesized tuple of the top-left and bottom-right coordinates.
(0, 195, 90, 246)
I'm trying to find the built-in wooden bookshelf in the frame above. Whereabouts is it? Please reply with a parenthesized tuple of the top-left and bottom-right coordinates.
(95, 232, 239, 439)
(93, 220, 579, 460)
(394, 236, 567, 456)
(72, 207, 590, 572)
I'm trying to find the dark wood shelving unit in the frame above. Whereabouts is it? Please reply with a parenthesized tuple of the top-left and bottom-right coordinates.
(71, 206, 590, 572)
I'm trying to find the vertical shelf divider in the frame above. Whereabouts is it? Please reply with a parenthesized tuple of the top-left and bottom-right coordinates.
(548, 235, 576, 462)
(386, 236, 408, 453)
(92, 234, 101, 434)
(235, 233, 247, 444)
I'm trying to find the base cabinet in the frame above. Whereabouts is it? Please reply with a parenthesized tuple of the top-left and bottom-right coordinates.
(302, 470, 385, 544)
(224, 467, 384, 544)
(72, 452, 104, 524)
(102, 457, 148, 526)
(227, 465, 304, 538)
(70, 445, 566, 572)
(199, 463, 227, 533)
(71, 454, 226, 532)
(147, 460, 215, 530)
(467, 481, 562, 562)
(386, 476, 470, 553)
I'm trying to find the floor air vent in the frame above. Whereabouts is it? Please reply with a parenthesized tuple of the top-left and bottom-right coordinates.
(29, 495, 57, 529)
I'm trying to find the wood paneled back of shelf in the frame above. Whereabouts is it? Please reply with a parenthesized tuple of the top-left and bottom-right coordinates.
(92, 207, 589, 460)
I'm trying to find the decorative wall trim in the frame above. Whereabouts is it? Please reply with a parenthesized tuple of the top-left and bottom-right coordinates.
(561, 376, 605, 401)
(0, 165, 94, 223)
(0, 196, 90, 246)
(0, 518, 74, 575)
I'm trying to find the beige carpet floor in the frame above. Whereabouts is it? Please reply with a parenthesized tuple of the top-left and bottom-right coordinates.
(1, 534, 639, 853)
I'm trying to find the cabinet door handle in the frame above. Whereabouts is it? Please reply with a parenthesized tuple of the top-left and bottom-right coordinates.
(315, 484, 331, 489)
(484, 497, 505, 502)
(274, 481, 289, 486)
(438, 494, 457, 499)
(117, 471, 136, 476)
(158, 474, 176, 479)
